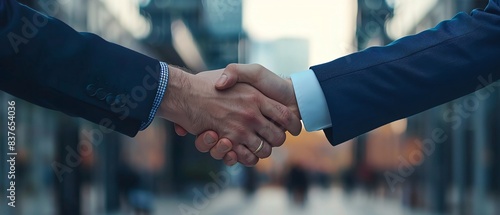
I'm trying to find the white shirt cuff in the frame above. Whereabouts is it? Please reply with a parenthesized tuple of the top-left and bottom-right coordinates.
(290, 69, 332, 131)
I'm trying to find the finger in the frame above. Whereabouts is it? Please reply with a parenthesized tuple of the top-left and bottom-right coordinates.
(223, 151, 238, 166)
(215, 64, 242, 90)
(254, 116, 286, 148)
(210, 138, 233, 160)
(233, 144, 259, 167)
(254, 138, 273, 158)
(174, 124, 188, 136)
(216, 63, 265, 90)
(217, 64, 302, 135)
(243, 134, 273, 158)
(259, 97, 302, 136)
(194, 131, 218, 153)
(257, 126, 286, 149)
(218, 64, 287, 101)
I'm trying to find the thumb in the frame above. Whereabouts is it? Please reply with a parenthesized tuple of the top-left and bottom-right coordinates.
(215, 73, 234, 90)
(215, 63, 257, 90)
(217, 64, 289, 103)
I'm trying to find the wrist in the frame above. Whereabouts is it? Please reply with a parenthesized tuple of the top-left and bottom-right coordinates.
(158, 65, 192, 122)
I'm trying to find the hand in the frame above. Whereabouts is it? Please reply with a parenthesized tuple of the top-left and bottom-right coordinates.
(157, 65, 302, 166)
(178, 64, 302, 166)
(217, 64, 300, 117)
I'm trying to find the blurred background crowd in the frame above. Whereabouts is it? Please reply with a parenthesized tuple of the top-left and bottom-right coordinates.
(1, 0, 499, 214)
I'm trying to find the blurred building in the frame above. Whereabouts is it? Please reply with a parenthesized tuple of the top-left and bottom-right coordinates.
(1, 1, 499, 215)
(354, 0, 500, 215)
(1, 0, 243, 215)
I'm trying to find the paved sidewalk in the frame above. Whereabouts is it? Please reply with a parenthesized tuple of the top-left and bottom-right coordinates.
(154, 186, 422, 215)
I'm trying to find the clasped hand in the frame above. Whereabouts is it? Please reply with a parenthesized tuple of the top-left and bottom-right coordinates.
(157, 64, 301, 166)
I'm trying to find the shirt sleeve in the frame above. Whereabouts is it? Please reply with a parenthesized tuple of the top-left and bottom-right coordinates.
(140, 61, 169, 130)
(290, 69, 332, 131)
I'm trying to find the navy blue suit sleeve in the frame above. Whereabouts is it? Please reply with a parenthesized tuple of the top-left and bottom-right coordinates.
(311, 0, 500, 145)
(0, 0, 161, 136)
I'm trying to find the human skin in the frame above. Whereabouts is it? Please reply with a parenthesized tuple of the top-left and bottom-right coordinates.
(158, 65, 301, 166)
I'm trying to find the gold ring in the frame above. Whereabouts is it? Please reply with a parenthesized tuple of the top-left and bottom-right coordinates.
(253, 140, 264, 154)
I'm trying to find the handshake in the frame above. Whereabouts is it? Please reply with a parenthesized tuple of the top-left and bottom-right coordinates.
(3, 0, 498, 171)
(156, 64, 303, 167)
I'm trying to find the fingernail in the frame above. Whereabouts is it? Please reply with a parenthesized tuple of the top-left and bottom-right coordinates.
(204, 133, 215, 145)
(218, 144, 230, 153)
(216, 74, 228, 86)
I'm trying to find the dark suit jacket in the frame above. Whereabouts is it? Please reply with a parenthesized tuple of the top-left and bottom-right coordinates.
(312, 0, 500, 145)
(0, 0, 161, 136)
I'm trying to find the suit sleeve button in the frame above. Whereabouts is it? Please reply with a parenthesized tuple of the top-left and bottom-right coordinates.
(96, 89, 108, 100)
(105, 95, 116, 105)
(115, 94, 127, 108)
(86, 84, 98, 96)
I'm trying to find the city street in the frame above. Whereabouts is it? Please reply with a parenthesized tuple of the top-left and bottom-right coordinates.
(155, 186, 418, 215)
(1, 1, 499, 215)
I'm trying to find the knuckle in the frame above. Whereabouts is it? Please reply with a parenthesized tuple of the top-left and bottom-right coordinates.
(234, 126, 247, 138)
(241, 109, 258, 123)
(226, 63, 238, 72)
(249, 63, 259, 69)
(254, 64, 265, 74)
(276, 104, 292, 125)
(248, 92, 260, 103)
